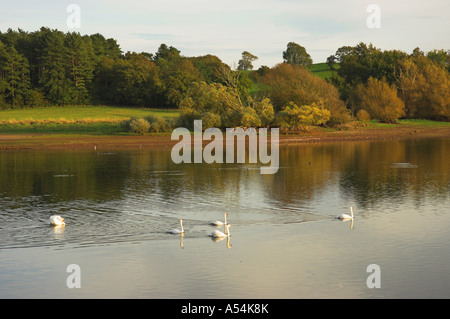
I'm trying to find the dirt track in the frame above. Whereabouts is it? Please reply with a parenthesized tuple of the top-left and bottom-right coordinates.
(0, 125, 449, 151)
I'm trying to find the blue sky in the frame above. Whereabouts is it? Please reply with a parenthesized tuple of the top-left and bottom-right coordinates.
(1, 0, 449, 68)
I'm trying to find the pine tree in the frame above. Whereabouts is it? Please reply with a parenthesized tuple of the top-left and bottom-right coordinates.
(36, 28, 70, 105)
(65, 32, 96, 104)
(0, 40, 30, 107)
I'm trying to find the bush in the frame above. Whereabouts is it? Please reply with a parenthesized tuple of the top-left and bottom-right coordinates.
(0, 95, 8, 110)
(26, 89, 47, 108)
(144, 114, 173, 133)
(274, 101, 331, 131)
(201, 112, 222, 129)
(241, 107, 262, 127)
(129, 118, 150, 134)
(356, 109, 371, 123)
(252, 97, 274, 126)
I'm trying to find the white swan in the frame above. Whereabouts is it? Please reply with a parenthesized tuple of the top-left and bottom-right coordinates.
(336, 207, 354, 221)
(209, 224, 231, 238)
(169, 219, 184, 234)
(210, 213, 228, 226)
(49, 215, 65, 226)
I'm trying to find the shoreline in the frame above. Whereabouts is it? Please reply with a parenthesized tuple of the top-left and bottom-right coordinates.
(0, 125, 449, 151)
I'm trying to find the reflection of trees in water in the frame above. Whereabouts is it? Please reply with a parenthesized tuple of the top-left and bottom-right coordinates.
(265, 144, 341, 209)
(338, 139, 450, 209)
(0, 150, 131, 202)
(0, 138, 448, 212)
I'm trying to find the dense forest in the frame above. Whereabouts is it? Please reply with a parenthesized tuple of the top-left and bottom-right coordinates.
(0, 27, 449, 131)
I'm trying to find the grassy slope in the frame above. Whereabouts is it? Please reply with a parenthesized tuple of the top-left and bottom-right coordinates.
(308, 62, 338, 79)
(0, 106, 180, 134)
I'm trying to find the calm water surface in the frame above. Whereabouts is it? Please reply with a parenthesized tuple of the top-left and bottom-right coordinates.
(0, 137, 449, 298)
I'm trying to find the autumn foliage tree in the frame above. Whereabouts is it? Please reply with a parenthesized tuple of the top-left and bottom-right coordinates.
(351, 77, 405, 123)
(261, 63, 350, 124)
(396, 56, 450, 121)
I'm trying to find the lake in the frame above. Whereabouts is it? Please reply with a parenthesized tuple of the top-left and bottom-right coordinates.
(0, 136, 449, 298)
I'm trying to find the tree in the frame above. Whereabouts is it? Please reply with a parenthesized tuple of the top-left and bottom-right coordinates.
(326, 55, 337, 70)
(426, 49, 449, 70)
(153, 43, 180, 62)
(351, 77, 405, 123)
(396, 56, 450, 121)
(216, 66, 253, 109)
(261, 63, 350, 124)
(332, 43, 409, 102)
(36, 28, 71, 105)
(119, 52, 162, 107)
(282, 42, 312, 67)
(64, 33, 96, 104)
(237, 51, 258, 71)
(89, 33, 122, 59)
(179, 80, 274, 129)
(336, 42, 381, 86)
(189, 54, 229, 84)
(154, 44, 203, 108)
(0, 40, 31, 107)
(179, 81, 242, 129)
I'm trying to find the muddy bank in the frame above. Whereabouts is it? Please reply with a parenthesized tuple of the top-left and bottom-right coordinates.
(0, 125, 449, 151)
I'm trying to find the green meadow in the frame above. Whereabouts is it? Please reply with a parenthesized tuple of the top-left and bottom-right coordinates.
(0, 106, 179, 134)
(308, 62, 338, 79)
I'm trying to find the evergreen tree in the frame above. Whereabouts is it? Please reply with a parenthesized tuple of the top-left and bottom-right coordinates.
(64, 32, 96, 104)
(36, 28, 70, 105)
(0, 40, 30, 107)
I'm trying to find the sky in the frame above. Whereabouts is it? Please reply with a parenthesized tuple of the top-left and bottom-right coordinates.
(0, 0, 449, 68)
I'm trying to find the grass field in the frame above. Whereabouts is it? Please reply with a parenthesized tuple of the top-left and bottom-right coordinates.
(0, 106, 180, 134)
(308, 63, 338, 79)
(0, 105, 448, 136)
(368, 119, 450, 128)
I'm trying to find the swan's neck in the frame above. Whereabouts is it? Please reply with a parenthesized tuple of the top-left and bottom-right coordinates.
(350, 207, 354, 219)
(224, 213, 227, 225)
(180, 220, 184, 232)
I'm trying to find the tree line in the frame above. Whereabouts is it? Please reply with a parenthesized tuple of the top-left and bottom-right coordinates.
(1, 27, 449, 132)
(327, 43, 450, 122)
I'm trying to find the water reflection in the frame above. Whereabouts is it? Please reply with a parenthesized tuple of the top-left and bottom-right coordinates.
(51, 225, 65, 237)
(0, 138, 448, 250)
(179, 233, 184, 249)
(0, 137, 449, 298)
